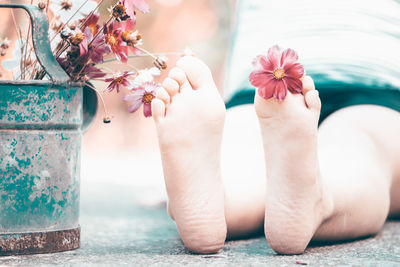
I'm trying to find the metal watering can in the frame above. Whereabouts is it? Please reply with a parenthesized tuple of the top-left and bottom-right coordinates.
(0, 4, 97, 255)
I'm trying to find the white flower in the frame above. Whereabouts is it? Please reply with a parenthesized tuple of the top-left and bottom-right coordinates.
(132, 67, 160, 87)
(49, 0, 97, 23)
(2, 39, 36, 79)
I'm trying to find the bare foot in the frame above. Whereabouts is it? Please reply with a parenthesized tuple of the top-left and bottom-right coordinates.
(255, 76, 334, 254)
(151, 56, 227, 253)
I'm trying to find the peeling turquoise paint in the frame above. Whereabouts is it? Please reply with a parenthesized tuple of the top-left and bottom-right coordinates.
(0, 3, 91, 255)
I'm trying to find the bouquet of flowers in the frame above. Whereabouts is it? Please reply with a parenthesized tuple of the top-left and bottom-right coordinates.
(0, 0, 169, 122)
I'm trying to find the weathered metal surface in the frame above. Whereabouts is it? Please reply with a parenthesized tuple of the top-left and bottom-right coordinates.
(0, 130, 81, 233)
(0, 227, 80, 256)
(0, 4, 97, 255)
(0, 84, 82, 128)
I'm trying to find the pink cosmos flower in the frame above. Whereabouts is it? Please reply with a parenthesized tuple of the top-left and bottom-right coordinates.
(104, 21, 128, 62)
(119, 19, 141, 55)
(104, 71, 134, 93)
(82, 13, 100, 35)
(83, 64, 107, 79)
(80, 27, 111, 64)
(249, 45, 304, 101)
(121, 0, 149, 18)
(122, 82, 159, 117)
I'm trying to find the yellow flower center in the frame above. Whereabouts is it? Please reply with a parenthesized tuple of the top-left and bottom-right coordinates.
(114, 77, 124, 83)
(70, 32, 85, 46)
(273, 68, 285, 80)
(107, 35, 118, 46)
(142, 93, 154, 104)
(121, 31, 133, 42)
(89, 25, 97, 35)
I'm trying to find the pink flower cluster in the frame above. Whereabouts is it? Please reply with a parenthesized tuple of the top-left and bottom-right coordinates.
(249, 45, 304, 101)
(54, 0, 163, 118)
(59, 1, 144, 78)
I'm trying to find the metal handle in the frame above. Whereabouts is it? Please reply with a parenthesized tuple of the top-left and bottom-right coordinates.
(0, 4, 70, 83)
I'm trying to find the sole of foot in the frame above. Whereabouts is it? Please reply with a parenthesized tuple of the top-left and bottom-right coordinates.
(152, 56, 227, 253)
(255, 76, 334, 254)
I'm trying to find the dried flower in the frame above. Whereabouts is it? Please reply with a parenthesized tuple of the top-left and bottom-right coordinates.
(2, 38, 35, 79)
(51, 17, 64, 32)
(249, 45, 304, 101)
(111, 4, 130, 21)
(104, 71, 134, 92)
(60, 30, 71, 40)
(66, 47, 80, 61)
(38, 1, 46, 9)
(123, 82, 159, 117)
(153, 57, 167, 70)
(82, 13, 100, 35)
(49, 0, 97, 23)
(0, 38, 10, 50)
(80, 27, 110, 64)
(83, 64, 106, 79)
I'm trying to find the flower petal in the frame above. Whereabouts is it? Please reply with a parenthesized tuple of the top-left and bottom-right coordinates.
(284, 76, 303, 94)
(285, 63, 304, 79)
(273, 80, 287, 101)
(123, 90, 144, 102)
(122, 80, 131, 87)
(143, 103, 152, 117)
(280, 48, 298, 68)
(120, 47, 128, 63)
(249, 71, 272, 88)
(267, 45, 282, 69)
(128, 100, 143, 113)
(257, 79, 276, 99)
(134, 0, 150, 13)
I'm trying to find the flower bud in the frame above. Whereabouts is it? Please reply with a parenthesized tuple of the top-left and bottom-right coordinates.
(153, 57, 167, 70)
(112, 4, 128, 21)
(60, 30, 71, 40)
(38, 1, 46, 9)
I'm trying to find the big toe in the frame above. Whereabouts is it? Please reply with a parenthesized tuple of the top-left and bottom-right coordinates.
(176, 56, 214, 89)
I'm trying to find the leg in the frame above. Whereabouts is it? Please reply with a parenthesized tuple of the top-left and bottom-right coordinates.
(255, 76, 400, 253)
(152, 56, 227, 253)
(314, 105, 400, 240)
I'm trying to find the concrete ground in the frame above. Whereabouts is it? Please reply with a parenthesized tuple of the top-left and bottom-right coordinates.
(0, 153, 399, 266)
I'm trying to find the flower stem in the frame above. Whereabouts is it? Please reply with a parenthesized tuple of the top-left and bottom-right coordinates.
(99, 52, 181, 64)
(84, 82, 111, 122)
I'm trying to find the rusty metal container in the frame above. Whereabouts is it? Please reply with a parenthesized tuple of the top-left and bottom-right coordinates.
(0, 4, 97, 255)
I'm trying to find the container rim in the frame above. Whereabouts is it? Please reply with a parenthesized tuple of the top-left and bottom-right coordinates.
(0, 80, 83, 87)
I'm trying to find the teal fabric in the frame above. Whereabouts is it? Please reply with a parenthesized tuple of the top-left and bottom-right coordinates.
(224, 0, 400, 123)
(226, 85, 400, 124)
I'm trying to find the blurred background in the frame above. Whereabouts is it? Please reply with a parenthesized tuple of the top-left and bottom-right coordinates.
(0, 0, 237, 204)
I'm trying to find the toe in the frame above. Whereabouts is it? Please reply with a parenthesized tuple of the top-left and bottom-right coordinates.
(157, 87, 171, 104)
(176, 56, 214, 90)
(169, 67, 187, 86)
(151, 98, 166, 122)
(162, 77, 179, 97)
(168, 67, 191, 92)
(304, 90, 321, 111)
(302, 75, 315, 95)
